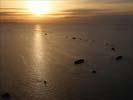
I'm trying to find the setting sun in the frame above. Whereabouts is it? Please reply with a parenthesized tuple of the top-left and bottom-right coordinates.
(27, 1, 50, 16)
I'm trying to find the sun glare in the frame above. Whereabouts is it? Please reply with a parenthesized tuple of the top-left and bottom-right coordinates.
(27, 1, 50, 16)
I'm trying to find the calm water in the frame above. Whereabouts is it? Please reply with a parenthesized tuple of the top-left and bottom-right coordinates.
(0, 22, 133, 100)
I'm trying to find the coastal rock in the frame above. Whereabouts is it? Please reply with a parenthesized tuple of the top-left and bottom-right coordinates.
(74, 59, 85, 64)
(91, 70, 96, 74)
(1, 92, 11, 99)
(44, 80, 47, 86)
(111, 47, 115, 51)
(72, 37, 76, 39)
(115, 56, 123, 60)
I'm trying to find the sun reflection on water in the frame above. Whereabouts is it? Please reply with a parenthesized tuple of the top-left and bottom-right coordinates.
(34, 24, 43, 65)
(30, 24, 45, 95)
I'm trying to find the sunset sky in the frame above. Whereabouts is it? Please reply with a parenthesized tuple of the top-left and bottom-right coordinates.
(0, 0, 133, 23)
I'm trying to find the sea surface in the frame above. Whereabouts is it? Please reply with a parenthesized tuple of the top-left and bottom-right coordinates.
(0, 21, 133, 100)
